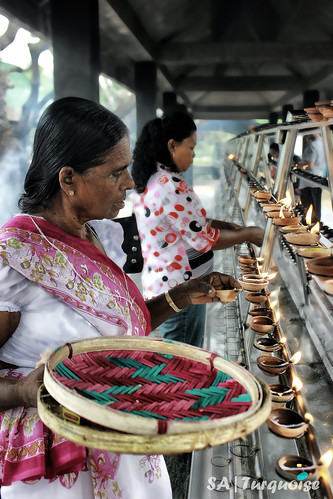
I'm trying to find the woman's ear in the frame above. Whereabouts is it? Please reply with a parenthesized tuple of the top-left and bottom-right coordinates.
(167, 139, 176, 155)
(59, 166, 75, 197)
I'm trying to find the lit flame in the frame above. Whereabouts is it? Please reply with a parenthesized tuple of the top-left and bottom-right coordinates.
(305, 205, 313, 226)
(228, 154, 236, 161)
(260, 271, 277, 280)
(279, 191, 292, 210)
(292, 377, 303, 391)
(274, 309, 281, 322)
(305, 413, 314, 424)
(279, 206, 285, 219)
(310, 222, 320, 234)
(296, 463, 303, 468)
(270, 299, 279, 309)
(280, 337, 287, 344)
(319, 450, 333, 468)
(290, 351, 301, 364)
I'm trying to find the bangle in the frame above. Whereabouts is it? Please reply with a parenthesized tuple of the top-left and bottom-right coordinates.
(164, 290, 182, 313)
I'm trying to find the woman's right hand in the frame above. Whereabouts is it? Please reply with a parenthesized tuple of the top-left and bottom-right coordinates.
(244, 226, 264, 247)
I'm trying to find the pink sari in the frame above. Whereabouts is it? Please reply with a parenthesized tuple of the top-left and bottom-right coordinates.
(0, 215, 152, 488)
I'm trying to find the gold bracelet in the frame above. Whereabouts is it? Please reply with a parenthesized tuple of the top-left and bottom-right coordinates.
(164, 290, 182, 313)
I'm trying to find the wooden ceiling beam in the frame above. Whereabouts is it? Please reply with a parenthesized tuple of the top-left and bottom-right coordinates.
(158, 42, 333, 64)
(104, 0, 191, 108)
(176, 76, 304, 92)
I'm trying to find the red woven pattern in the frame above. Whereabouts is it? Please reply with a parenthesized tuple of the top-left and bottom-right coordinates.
(53, 350, 252, 421)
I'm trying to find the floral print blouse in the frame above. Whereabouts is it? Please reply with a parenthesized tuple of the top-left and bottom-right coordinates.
(133, 165, 220, 299)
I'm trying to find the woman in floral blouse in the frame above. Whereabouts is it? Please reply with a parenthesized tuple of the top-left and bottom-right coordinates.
(132, 112, 264, 347)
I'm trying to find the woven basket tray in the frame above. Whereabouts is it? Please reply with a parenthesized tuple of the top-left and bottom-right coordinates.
(38, 337, 271, 453)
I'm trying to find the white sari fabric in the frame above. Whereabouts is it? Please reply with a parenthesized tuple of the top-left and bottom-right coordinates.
(0, 217, 172, 499)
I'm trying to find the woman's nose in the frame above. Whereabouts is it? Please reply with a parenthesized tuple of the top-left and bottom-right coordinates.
(123, 169, 135, 190)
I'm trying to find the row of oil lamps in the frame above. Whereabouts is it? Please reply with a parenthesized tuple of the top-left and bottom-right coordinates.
(237, 252, 333, 488)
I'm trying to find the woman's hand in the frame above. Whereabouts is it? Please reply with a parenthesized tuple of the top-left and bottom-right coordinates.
(146, 272, 242, 330)
(17, 365, 44, 408)
(244, 226, 264, 247)
(0, 365, 44, 411)
(179, 272, 242, 306)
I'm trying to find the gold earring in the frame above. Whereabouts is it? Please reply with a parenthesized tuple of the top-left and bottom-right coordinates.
(68, 190, 75, 197)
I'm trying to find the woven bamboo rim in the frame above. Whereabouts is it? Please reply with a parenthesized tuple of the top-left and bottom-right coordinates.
(42, 336, 269, 436)
(38, 376, 271, 454)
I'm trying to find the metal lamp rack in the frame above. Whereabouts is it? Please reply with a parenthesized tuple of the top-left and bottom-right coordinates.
(188, 120, 333, 498)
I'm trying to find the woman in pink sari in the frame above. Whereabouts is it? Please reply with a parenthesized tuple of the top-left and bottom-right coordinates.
(0, 97, 240, 498)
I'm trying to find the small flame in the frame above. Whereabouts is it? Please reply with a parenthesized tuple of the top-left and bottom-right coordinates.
(306, 205, 313, 226)
(279, 191, 292, 210)
(310, 222, 320, 234)
(296, 463, 303, 468)
(292, 376, 303, 391)
(305, 413, 314, 424)
(260, 271, 277, 280)
(290, 351, 301, 364)
(319, 451, 333, 468)
(228, 154, 236, 161)
(270, 299, 279, 309)
(280, 337, 287, 344)
(279, 206, 285, 219)
(274, 309, 281, 322)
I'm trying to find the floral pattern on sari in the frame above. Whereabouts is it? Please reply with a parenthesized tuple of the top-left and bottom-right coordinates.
(0, 216, 150, 337)
(139, 454, 162, 484)
(90, 450, 122, 498)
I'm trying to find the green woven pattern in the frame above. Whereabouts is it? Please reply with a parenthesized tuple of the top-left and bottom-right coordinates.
(53, 349, 252, 421)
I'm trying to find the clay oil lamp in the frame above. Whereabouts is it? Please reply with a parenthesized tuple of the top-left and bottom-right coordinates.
(238, 274, 268, 292)
(304, 106, 325, 122)
(267, 209, 292, 219)
(254, 336, 285, 352)
(257, 351, 301, 375)
(307, 256, 333, 277)
(285, 231, 320, 246)
(249, 306, 270, 317)
(262, 203, 282, 213)
(297, 247, 331, 259)
(316, 100, 333, 119)
(269, 383, 294, 405)
(253, 190, 272, 201)
(279, 225, 307, 234)
(216, 287, 243, 303)
(277, 450, 333, 483)
(276, 455, 317, 482)
(249, 316, 275, 334)
(245, 292, 268, 304)
(267, 407, 308, 438)
(238, 255, 256, 265)
(272, 205, 301, 226)
(239, 263, 258, 273)
(324, 279, 333, 296)
(256, 355, 289, 375)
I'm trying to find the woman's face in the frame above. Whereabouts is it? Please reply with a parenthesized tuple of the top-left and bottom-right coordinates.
(74, 135, 134, 221)
(170, 131, 197, 173)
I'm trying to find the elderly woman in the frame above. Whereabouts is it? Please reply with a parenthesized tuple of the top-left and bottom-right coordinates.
(131, 112, 264, 347)
(0, 97, 240, 498)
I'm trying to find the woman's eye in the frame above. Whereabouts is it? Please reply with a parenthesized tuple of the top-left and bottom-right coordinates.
(111, 172, 122, 180)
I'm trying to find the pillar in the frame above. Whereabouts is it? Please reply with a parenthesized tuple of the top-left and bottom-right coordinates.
(163, 92, 178, 117)
(135, 61, 157, 137)
(50, 0, 100, 101)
